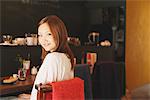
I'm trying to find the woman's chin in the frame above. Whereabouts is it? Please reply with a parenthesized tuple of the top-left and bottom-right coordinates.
(43, 47, 55, 52)
(43, 47, 50, 52)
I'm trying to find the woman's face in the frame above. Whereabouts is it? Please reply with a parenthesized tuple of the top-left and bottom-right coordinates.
(38, 23, 57, 52)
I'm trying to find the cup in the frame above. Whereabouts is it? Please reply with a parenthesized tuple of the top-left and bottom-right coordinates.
(13, 74, 18, 78)
(23, 60, 30, 70)
(26, 37, 34, 45)
(31, 34, 38, 45)
(12, 39, 18, 44)
(18, 68, 26, 81)
(15, 38, 25, 45)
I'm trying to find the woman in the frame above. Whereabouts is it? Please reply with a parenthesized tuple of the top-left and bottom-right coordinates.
(30, 15, 74, 100)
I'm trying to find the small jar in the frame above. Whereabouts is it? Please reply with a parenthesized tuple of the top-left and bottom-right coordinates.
(31, 66, 37, 75)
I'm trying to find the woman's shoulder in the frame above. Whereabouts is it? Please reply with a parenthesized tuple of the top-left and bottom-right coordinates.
(43, 52, 69, 64)
(46, 52, 65, 57)
(45, 52, 67, 60)
(42, 52, 58, 64)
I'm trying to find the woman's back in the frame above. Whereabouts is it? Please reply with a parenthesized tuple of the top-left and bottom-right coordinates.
(44, 52, 74, 82)
(30, 52, 74, 100)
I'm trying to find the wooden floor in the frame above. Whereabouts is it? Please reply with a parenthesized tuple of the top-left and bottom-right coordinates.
(121, 84, 150, 100)
(121, 89, 132, 100)
(1, 85, 150, 100)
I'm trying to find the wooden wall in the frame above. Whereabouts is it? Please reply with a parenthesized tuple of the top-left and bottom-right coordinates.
(1, 1, 123, 44)
(0, 1, 89, 44)
(126, 0, 150, 90)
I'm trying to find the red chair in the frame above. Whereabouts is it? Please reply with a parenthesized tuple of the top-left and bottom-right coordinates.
(35, 77, 84, 100)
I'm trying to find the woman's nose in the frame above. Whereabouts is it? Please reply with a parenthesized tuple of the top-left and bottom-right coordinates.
(41, 36, 48, 42)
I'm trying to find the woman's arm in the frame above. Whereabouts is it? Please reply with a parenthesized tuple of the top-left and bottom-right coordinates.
(30, 61, 48, 100)
(30, 53, 57, 100)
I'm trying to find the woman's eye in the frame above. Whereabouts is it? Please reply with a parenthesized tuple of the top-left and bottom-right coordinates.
(48, 33, 52, 36)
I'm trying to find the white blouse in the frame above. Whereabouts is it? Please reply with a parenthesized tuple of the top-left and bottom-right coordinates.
(30, 52, 74, 100)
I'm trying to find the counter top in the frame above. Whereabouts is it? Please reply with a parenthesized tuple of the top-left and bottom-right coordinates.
(0, 75, 35, 96)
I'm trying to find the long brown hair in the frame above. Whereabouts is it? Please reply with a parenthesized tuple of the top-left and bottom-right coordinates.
(38, 15, 74, 70)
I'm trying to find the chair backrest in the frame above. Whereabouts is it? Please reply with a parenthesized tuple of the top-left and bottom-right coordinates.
(36, 77, 84, 100)
(92, 61, 125, 99)
(74, 64, 93, 100)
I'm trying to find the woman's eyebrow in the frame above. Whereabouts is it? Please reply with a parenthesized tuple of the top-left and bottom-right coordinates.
(38, 31, 48, 34)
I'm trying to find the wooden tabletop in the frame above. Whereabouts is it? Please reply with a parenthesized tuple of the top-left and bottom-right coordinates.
(0, 75, 35, 96)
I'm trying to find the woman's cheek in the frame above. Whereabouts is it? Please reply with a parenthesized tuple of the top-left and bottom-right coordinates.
(38, 37, 42, 45)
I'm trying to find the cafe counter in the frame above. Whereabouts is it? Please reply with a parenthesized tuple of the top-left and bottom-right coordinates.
(0, 45, 114, 77)
(0, 75, 35, 96)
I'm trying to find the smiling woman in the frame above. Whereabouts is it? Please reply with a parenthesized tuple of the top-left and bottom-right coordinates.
(30, 15, 75, 100)
(38, 23, 57, 52)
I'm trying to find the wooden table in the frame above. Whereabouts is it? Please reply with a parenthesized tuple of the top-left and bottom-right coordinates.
(0, 75, 35, 96)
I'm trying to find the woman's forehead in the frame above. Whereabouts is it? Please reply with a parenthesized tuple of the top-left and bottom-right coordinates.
(38, 23, 51, 34)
